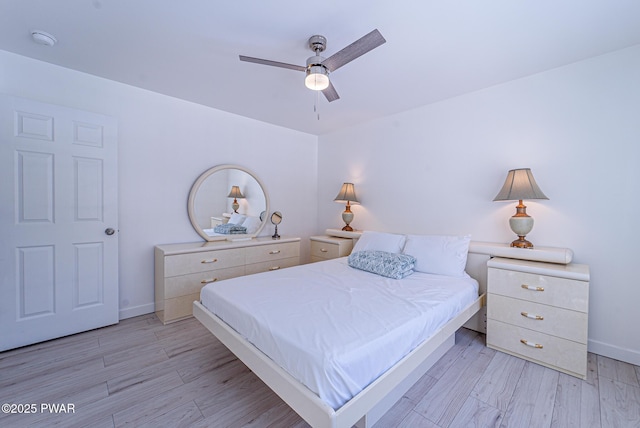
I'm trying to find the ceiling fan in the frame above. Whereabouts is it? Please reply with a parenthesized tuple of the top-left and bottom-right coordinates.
(239, 29, 386, 102)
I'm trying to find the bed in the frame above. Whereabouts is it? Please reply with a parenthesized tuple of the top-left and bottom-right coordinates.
(193, 232, 487, 427)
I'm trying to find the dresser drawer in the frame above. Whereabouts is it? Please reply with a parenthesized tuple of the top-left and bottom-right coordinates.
(488, 267, 588, 312)
(487, 319, 587, 379)
(164, 248, 245, 277)
(162, 292, 201, 323)
(164, 265, 246, 299)
(245, 256, 299, 275)
(246, 242, 300, 264)
(488, 294, 588, 343)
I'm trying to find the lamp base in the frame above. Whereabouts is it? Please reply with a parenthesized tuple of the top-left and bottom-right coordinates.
(510, 237, 534, 249)
(341, 205, 354, 232)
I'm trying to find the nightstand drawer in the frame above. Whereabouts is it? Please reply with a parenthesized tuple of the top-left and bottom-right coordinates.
(164, 266, 246, 299)
(311, 240, 341, 259)
(246, 242, 300, 264)
(488, 267, 588, 312)
(164, 248, 245, 277)
(487, 319, 587, 379)
(309, 236, 353, 262)
(488, 294, 588, 343)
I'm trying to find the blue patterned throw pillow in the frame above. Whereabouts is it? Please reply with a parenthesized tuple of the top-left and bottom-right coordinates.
(348, 250, 416, 279)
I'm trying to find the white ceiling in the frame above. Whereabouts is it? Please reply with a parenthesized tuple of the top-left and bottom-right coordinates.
(2, 1, 640, 135)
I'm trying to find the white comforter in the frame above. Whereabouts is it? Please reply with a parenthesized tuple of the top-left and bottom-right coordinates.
(200, 257, 478, 409)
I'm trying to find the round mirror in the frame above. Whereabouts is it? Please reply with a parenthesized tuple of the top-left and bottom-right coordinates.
(187, 165, 270, 241)
(271, 211, 282, 240)
(271, 211, 282, 225)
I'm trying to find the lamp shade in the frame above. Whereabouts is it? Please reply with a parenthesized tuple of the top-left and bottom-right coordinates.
(227, 186, 245, 199)
(493, 168, 548, 201)
(334, 183, 360, 204)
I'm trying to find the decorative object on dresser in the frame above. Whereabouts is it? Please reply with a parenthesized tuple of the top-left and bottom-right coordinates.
(310, 235, 354, 262)
(334, 182, 360, 231)
(271, 211, 282, 239)
(227, 185, 245, 213)
(493, 168, 548, 248)
(187, 164, 269, 242)
(155, 237, 301, 324)
(486, 256, 589, 379)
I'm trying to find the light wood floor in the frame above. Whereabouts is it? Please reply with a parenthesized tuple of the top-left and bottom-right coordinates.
(1, 314, 639, 428)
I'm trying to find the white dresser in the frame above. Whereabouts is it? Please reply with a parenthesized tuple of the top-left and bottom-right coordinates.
(309, 235, 354, 262)
(486, 257, 590, 379)
(155, 237, 300, 324)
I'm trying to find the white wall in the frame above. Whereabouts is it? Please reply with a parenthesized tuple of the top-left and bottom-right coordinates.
(317, 45, 640, 365)
(0, 50, 318, 319)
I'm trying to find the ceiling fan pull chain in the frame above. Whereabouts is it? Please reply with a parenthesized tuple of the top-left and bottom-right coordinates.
(315, 91, 320, 120)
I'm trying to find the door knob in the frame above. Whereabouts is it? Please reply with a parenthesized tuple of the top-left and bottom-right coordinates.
(105, 228, 115, 236)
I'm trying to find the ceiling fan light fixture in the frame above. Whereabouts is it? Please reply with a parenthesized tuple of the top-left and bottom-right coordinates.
(305, 65, 329, 91)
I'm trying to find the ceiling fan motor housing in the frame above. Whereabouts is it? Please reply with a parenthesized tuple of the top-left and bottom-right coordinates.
(308, 35, 327, 53)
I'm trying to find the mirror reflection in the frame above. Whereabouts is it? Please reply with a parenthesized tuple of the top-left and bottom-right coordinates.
(188, 165, 269, 241)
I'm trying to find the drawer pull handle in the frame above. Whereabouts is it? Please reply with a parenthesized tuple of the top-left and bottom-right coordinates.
(521, 311, 544, 320)
(269, 250, 281, 255)
(200, 278, 218, 284)
(520, 339, 543, 349)
(269, 266, 280, 271)
(320, 248, 328, 253)
(521, 284, 544, 292)
(201, 258, 218, 264)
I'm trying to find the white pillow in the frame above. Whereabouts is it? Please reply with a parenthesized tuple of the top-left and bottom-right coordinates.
(228, 213, 246, 225)
(242, 216, 262, 234)
(352, 231, 406, 254)
(402, 234, 471, 277)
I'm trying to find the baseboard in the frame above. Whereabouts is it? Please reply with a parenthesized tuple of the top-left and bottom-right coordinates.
(119, 302, 155, 320)
(588, 339, 640, 366)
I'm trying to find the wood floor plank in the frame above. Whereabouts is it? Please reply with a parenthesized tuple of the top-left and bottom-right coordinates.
(551, 373, 582, 427)
(112, 359, 246, 427)
(403, 373, 439, 404)
(414, 332, 495, 426)
(135, 400, 204, 428)
(1, 315, 639, 428)
(500, 362, 559, 428)
(373, 396, 419, 428)
(448, 396, 502, 428)
(598, 354, 640, 387)
(425, 328, 478, 380)
(580, 352, 602, 428)
(396, 410, 440, 428)
(240, 400, 308, 428)
(471, 349, 526, 411)
(599, 377, 640, 427)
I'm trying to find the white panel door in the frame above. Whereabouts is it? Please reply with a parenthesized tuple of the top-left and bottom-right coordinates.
(0, 95, 118, 351)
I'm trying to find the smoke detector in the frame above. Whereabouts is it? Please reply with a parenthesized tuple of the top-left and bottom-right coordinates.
(31, 30, 57, 47)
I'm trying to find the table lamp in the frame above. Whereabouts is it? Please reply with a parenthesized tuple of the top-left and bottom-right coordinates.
(334, 183, 360, 231)
(493, 168, 548, 248)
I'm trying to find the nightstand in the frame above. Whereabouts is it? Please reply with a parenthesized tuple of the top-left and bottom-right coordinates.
(486, 257, 590, 379)
(310, 236, 354, 262)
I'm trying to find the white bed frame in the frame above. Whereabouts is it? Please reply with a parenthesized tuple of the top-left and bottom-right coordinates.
(192, 250, 489, 428)
(194, 293, 483, 428)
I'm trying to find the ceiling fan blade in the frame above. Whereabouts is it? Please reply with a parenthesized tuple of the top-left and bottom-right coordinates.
(322, 29, 386, 72)
(239, 55, 306, 72)
(322, 81, 340, 102)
